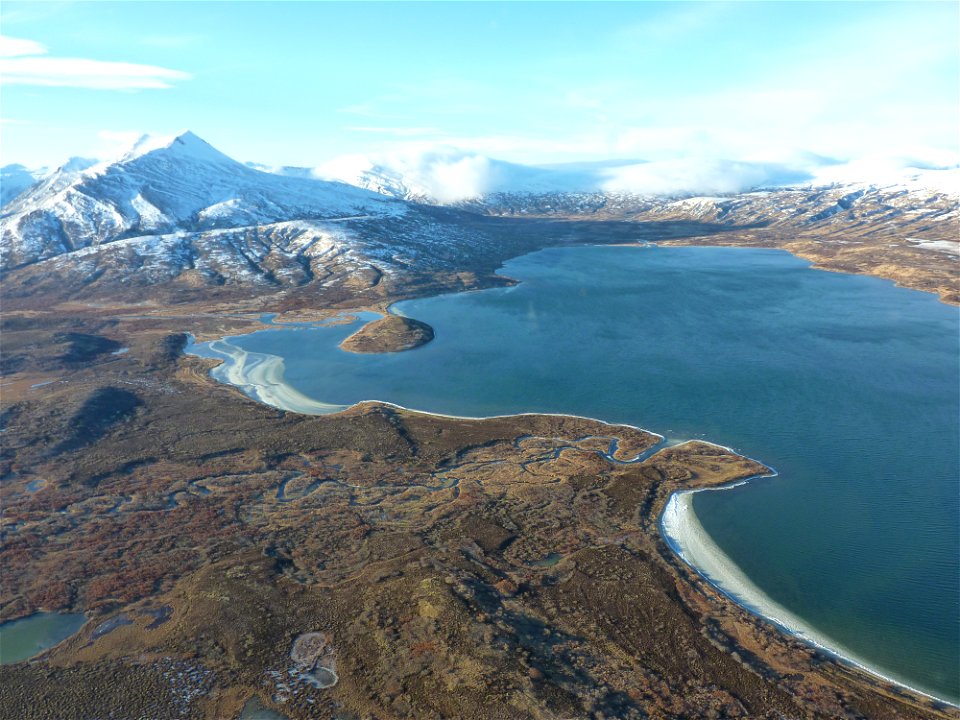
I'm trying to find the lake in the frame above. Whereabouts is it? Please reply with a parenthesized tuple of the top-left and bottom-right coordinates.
(0, 612, 86, 664)
(190, 245, 959, 702)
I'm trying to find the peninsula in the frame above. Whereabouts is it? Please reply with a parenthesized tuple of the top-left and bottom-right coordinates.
(339, 314, 435, 354)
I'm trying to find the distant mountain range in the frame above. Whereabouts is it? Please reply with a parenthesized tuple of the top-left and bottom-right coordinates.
(2, 131, 957, 304)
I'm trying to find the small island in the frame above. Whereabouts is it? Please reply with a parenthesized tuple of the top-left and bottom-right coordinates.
(339, 314, 434, 354)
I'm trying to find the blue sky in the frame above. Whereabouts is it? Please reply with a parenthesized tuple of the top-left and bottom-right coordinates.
(1, 1, 957, 169)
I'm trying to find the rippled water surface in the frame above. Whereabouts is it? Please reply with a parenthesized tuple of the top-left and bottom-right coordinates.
(197, 246, 959, 701)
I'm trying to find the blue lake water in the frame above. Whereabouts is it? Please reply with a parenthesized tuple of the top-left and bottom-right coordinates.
(193, 246, 959, 702)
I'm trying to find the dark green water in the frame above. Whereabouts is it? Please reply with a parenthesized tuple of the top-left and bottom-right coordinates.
(195, 246, 959, 702)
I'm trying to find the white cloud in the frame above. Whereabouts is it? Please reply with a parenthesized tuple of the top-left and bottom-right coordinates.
(426, 154, 495, 203)
(0, 35, 46, 57)
(317, 142, 959, 201)
(317, 146, 498, 203)
(0, 34, 190, 90)
(601, 158, 790, 196)
(317, 146, 776, 200)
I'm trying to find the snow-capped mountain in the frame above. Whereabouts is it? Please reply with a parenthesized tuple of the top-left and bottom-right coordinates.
(463, 168, 959, 224)
(1, 131, 405, 269)
(1, 164, 47, 206)
(2, 158, 104, 207)
(1, 132, 543, 303)
(633, 176, 959, 240)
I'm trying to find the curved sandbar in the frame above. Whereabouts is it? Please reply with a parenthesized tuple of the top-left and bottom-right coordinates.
(339, 314, 434, 354)
(660, 486, 955, 706)
(198, 338, 348, 415)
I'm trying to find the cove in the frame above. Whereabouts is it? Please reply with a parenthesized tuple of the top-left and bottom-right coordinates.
(190, 245, 959, 703)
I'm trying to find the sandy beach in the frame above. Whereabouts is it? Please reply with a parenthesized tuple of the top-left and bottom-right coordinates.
(660, 488, 955, 705)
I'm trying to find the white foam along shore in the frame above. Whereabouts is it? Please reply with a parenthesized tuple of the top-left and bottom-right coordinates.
(660, 487, 958, 707)
(188, 328, 956, 708)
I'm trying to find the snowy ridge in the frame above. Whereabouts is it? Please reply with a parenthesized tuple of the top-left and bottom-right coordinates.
(460, 181, 959, 241)
(1, 157, 98, 206)
(2, 131, 405, 269)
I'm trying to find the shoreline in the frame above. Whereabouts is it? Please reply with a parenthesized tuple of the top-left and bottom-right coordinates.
(660, 487, 958, 708)
(186, 335, 667, 442)
(185, 329, 957, 708)
(633, 240, 959, 306)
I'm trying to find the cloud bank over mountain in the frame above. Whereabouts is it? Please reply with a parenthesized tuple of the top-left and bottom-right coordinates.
(314, 145, 958, 203)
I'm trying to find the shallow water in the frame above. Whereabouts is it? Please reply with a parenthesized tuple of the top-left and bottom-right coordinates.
(192, 246, 959, 701)
(0, 612, 86, 664)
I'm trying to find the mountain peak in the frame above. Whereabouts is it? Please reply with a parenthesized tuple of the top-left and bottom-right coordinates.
(118, 130, 234, 166)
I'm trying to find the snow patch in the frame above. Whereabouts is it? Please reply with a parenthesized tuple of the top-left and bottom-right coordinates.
(130, 193, 169, 230)
(906, 239, 959, 255)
